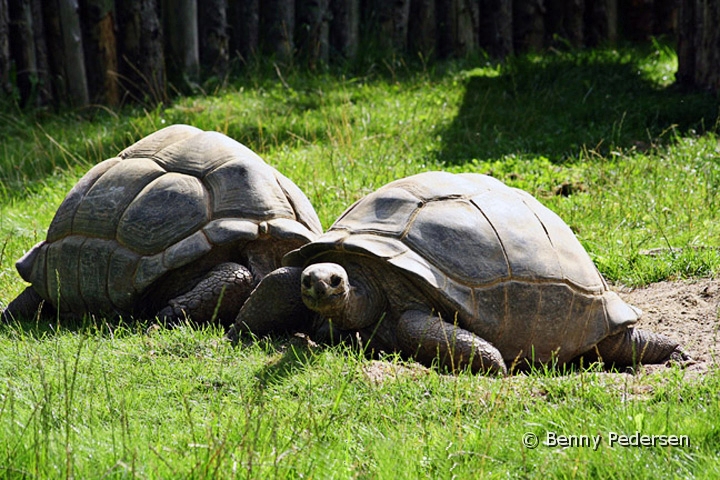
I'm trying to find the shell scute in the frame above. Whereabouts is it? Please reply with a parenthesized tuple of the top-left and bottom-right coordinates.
(204, 158, 292, 220)
(118, 172, 209, 255)
(405, 199, 510, 285)
(47, 158, 120, 242)
(72, 158, 166, 241)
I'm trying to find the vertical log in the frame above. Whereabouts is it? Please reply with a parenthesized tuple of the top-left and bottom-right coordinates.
(29, 0, 51, 105)
(198, 0, 229, 78)
(228, 0, 259, 62)
(457, 0, 479, 55)
(545, 0, 584, 47)
(0, 0, 8, 95)
(393, 0, 412, 53)
(619, 0, 655, 41)
(8, 0, 37, 104)
(479, 0, 513, 58)
(116, 0, 165, 103)
(653, 0, 677, 36)
(57, 0, 89, 106)
(696, 0, 720, 91)
(584, 0, 617, 47)
(260, 0, 294, 63)
(329, 0, 359, 60)
(437, 0, 479, 58)
(163, 0, 200, 89)
(408, 0, 437, 59)
(361, 0, 410, 55)
(296, 0, 331, 68)
(512, 0, 545, 52)
(676, 0, 695, 86)
(80, 0, 119, 105)
(677, 0, 720, 92)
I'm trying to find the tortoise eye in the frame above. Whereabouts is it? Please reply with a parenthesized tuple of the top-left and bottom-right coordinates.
(330, 275, 342, 288)
(302, 276, 312, 289)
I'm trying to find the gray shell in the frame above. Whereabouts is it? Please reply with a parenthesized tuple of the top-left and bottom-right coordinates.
(17, 124, 322, 316)
(285, 171, 639, 364)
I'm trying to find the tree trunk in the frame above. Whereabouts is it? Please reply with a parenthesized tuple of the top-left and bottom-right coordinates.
(512, 0, 546, 52)
(676, 0, 694, 86)
(408, 0, 436, 59)
(8, 0, 37, 105)
(29, 0, 51, 105)
(545, 0, 584, 47)
(619, 0, 655, 41)
(329, 0, 359, 60)
(296, 0, 331, 68)
(437, 0, 479, 58)
(199, 0, 229, 78)
(163, 0, 199, 90)
(0, 0, 9, 96)
(228, 0, 259, 62)
(677, 0, 720, 92)
(653, 0, 678, 36)
(392, 0, 412, 53)
(584, 0, 617, 47)
(116, 0, 165, 104)
(479, 0, 514, 58)
(260, 0, 294, 63)
(54, 0, 89, 106)
(80, 0, 119, 105)
(361, 0, 411, 56)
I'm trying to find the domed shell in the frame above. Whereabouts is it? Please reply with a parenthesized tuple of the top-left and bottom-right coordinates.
(285, 171, 639, 364)
(17, 125, 322, 316)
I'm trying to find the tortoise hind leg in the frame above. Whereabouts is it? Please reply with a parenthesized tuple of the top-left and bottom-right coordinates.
(2, 286, 51, 322)
(156, 262, 256, 327)
(594, 328, 690, 368)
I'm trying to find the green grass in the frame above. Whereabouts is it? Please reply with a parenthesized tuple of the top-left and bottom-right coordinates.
(1, 43, 719, 478)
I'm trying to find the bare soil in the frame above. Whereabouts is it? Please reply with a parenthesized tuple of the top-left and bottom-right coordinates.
(618, 277, 719, 374)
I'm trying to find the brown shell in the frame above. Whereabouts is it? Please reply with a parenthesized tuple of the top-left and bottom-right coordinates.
(17, 125, 322, 316)
(285, 171, 639, 364)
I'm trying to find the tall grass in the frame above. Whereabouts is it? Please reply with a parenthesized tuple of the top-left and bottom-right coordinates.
(0, 43, 719, 478)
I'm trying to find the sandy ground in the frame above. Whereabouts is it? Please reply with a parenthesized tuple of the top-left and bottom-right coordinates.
(618, 277, 719, 373)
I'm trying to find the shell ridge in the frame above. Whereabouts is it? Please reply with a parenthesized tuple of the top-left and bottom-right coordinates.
(145, 131, 204, 169)
(471, 199, 513, 277)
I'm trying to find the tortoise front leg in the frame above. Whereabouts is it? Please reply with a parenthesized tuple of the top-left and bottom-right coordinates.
(227, 266, 313, 342)
(157, 262, 255, 327)
(397, 309, 507, 376)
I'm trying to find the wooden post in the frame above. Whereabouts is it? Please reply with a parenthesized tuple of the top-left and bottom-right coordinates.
(163, 0, 200, 89)
(116, 0, 165, 104)
(330, 0, 359, 60)
(199, 0, 229, 78)
(81, 0, 119, 105)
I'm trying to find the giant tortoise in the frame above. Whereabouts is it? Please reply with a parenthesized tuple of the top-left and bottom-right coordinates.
(2, 125, 322, 325)
(229, 171, 686, 374)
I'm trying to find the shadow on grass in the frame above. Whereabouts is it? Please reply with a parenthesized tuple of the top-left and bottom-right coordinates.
(251, 335, 321, 387)
(438, 46, 719, 164)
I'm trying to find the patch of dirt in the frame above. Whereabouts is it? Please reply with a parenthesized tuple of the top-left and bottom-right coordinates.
(617, 278, 719, 373)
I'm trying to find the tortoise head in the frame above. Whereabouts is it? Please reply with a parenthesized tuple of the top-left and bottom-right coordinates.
(300, 262, 350, 317)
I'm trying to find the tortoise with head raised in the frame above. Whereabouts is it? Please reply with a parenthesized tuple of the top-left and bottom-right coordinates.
(2, 124, 322, 325)
(230, 171, 686, 374)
